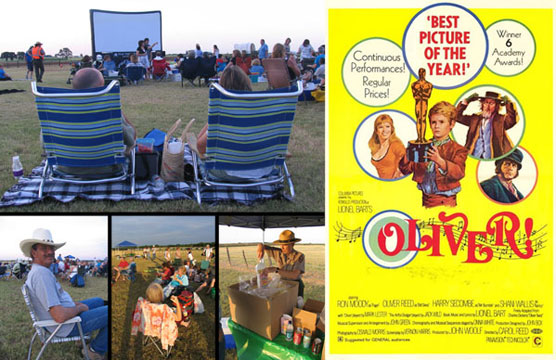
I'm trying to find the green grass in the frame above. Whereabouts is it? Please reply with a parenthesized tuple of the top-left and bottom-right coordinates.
(0, 274, 108, 360)
(0, 66, 324, 212)
(219, 244, 324, 360)
(111, 249, 215, 359)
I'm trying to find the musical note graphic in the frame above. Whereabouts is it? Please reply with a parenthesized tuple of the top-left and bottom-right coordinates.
(334, 222, 362, 244)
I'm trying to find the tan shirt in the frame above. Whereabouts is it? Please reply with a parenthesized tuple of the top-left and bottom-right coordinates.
(264, 245, 305, 279)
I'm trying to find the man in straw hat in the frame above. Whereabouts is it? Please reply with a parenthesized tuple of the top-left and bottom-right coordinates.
(21, 228, 107, 360)
(456, 90, 518, 159)
(257, 230, 305, 297)
(480, 148, 525, 203)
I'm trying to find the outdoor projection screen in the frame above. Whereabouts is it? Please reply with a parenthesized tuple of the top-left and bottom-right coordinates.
(90, 9, 162, 54)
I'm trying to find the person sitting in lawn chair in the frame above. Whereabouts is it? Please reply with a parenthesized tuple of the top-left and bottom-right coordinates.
(131, 282, 182, 353)
(20, 228, 108, 360)
(152, 51, 171, 80)
(0, 263, 9, 280)
(194, 268, 215, 295)
(113, 256, 136, 282)
(12, 260, 27, 279)
(155, 262, 174, 287)
(40, 68, 137, 178)
(163, 265, 189, 299)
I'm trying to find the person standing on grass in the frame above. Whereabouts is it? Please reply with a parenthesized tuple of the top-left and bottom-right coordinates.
(257, 230, 306, 297)
(32, 41, 45, 82)
(202, 244, 212, 261)
(258, 39, 268, 60)
(165, 247, 171, 263)
(25, 46, 34, 80)
(21, 228, 108, 360)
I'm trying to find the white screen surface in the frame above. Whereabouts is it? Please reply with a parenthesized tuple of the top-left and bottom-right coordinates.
(91, 10, 162, 53)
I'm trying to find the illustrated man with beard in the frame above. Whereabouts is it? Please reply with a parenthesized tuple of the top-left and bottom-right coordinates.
(480, 148, 524, 203)
(456, 91, 518, 159)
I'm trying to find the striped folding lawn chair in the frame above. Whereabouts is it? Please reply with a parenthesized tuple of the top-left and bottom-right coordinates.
(187, 80, 303, 204)
(31, 80, 135, 199)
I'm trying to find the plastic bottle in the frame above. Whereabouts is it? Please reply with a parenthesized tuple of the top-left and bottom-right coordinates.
(12, 155, 23, 180)
(255, 258, 265, 288)
(285, 321, 294, 341)
(151, 175, 165, 195)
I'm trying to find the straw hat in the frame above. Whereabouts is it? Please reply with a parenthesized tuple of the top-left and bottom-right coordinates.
(272, 230, 301, 245)
(20, 228, 66, 258)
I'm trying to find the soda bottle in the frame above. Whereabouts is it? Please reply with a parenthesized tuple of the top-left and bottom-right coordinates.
(12, 155, 23, 180)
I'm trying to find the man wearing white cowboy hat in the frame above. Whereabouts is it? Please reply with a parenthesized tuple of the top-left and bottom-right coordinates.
(456, 90, 518, 159)
(21, 228, 108, 360)
(257, 230, 306, 297)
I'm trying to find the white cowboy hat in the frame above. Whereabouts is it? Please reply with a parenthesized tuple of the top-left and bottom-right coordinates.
(20, 228, 66, 258)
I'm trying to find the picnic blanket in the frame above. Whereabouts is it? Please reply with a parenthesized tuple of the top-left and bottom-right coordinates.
(0, 145, 288, 207)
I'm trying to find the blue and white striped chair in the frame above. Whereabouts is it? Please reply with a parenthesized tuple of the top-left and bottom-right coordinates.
(187, 80, 303, 204)
(32, 80, 135, 198)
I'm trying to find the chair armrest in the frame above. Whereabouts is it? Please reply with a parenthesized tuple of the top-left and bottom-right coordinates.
(35, 316, 82, 327)
(186, 133, 205, 160)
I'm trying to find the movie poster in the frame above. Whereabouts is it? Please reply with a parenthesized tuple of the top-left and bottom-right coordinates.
(328, 1, 554, 358)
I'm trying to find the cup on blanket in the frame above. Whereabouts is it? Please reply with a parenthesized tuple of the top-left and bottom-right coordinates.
(168, 140, 183, 154)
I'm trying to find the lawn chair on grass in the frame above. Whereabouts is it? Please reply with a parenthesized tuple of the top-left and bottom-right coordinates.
(131, 297, 178, 358)
(31, 80, 135, 199)
(180, 58, 200, 87)
(125, 66, 146, 85)
(22, 284, 91, 360)
(187, 80, 303, 204)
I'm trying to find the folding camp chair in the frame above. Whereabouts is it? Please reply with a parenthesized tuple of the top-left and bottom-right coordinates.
(131, 297, 178, 358)
(262, 58, 295, 89)
(31, 80, 136, 199)
(187, 80, 303, 204)
(125, 66, 146, 85)
(198, 56, 217, 86)
(180, 58, 201, 87)
(21, 284, 91, 360)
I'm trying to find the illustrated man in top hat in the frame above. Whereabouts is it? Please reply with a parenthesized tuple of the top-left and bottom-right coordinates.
(21, 228, 108, 360)
(256, 230, 305, 297)
(456, 91, 518, 159)
(480, 148, 524, 203)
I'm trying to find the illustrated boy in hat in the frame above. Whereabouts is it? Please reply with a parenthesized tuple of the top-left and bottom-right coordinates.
(480, 148, 524, 203)
(256, 230, 305, 297)
(399, 101, 468, 208)
(21, 228, 108, 360)
(456, 90, 518, 159)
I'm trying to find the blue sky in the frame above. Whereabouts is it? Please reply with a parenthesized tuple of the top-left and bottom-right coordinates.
(112, 216, 215, 247)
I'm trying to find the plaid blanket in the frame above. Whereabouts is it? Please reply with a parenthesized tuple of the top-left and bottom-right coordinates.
(0, 146, 287, 207)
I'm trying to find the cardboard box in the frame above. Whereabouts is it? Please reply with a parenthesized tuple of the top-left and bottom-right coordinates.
(292, 299, 325, 335)
(228, 280, 298, 340)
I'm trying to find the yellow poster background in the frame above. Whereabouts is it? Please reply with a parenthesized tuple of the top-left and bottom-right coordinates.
(328, 7, 553, 355)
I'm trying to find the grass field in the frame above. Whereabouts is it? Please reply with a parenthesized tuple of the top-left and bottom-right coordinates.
(219, 244, 324, 360)
(0, 65, 324, 212)
(0, 274, 108, 360)
(111, 248, 215, 360)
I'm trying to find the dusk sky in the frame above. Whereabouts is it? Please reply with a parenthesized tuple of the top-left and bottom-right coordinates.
(1, 1, 325, 56)
(112, 216, 215, 247)
(0, 216, 108, 261)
